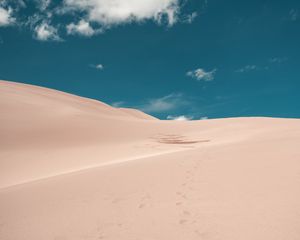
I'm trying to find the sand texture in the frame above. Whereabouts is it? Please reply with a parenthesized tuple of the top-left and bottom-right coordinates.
(0, 80, 300, 240)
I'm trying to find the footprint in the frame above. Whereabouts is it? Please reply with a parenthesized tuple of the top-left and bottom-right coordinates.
(138, 203, 145, 209)
(111, 198, 122, 204)
(179, 219, 188, 225)
(176, 191, 187, 199)
(194, 230, 210, 238)
(143, 194, 151, 200)
(183, 210, 190, 215)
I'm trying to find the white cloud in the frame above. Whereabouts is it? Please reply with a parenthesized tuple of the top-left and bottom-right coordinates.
(187, 68, 217, 81)
(63, 0, 180, 27)
(140, 93, 187, 113)
(34, 22, 61, 41)
(0, 7, 15, 26)
(235, 65, 257, 73)
(167, 115, 193, 121)
(90, 63, 104, 70)
(67, 19, 100, 36)
(0, 0, 189, 40)
(95, 64, 104, 69)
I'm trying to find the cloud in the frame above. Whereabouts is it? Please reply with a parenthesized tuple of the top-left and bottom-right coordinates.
(0, 6, 15, 26)
(0, 0, 191, 40)
(34, 22, 61, 41)
(187, 68, 217, 81)
(184, 12, 197, 24)
(236, 59, 287, 73)
(269, 57, 288, 64)
(167, 115, 208, 121)
(95, 64, 104, 70)
(36, 0, 51, 11)
(140, 93, 187, 113)
(111, 101, 125, 108)
(235, 65, 257, 73)
(63, 0, 180, 27)
(90, 63, 104, 70)
(167, 115, 193, 121)
(67, 19, 101, 36)
(289, 9, 298, 21)
(13, 0, 26, 9)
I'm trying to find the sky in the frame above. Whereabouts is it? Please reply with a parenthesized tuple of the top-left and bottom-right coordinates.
(0, 0, 300, 120)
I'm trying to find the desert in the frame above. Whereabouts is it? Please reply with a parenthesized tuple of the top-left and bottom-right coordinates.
(1, 80, 300, 240)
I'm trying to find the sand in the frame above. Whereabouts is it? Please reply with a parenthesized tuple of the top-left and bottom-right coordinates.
(0, 80, 300, 240)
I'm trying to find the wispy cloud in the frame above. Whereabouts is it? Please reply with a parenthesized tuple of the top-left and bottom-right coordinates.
(111, 101, 125, 108)
(289, 9, 299, 21)
(36, 0, 51, 11)
(139, 93, 188, 113)
(186, 68, 217, 81)
(167, 115, 193, 121)
(110, 95, 211, 120)
(236, 58, 288, 73)
(269, 57, 288, 64)
(166, 115, 208, 121)
(184, 12, 197, 24)
(235, 65, 258, 73)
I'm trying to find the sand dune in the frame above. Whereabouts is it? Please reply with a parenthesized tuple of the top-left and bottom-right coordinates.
(0, 80, 300, 240)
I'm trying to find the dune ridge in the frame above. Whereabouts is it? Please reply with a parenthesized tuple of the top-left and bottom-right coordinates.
(0, 80, 300, 240)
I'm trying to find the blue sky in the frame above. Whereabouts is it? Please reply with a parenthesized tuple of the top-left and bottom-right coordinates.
(0, 0, 300, 120)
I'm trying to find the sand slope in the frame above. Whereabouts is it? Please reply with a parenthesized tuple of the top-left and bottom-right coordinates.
(0, 80, 300, 240)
